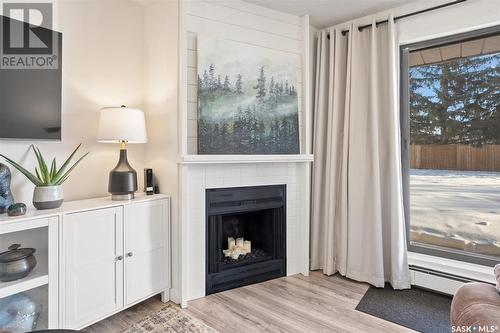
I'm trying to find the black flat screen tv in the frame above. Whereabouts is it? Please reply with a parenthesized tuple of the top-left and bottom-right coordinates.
(0, 15, 62, 140)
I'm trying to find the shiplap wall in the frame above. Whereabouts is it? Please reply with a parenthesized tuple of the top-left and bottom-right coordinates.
(184, 0, 305, 154)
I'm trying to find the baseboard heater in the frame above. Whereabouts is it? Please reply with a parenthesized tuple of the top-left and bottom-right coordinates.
(410, 265, 495, 295)
(410, 265, 481, 283)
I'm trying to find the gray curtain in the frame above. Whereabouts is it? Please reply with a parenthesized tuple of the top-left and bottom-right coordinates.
(310, 16, 410, 289)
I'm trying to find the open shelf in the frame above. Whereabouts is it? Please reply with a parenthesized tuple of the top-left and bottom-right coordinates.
(0, 252, 49, 298)
(0, 213, 56, 329)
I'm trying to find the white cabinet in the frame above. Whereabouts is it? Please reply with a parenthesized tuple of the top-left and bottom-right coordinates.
(124, 200, 169, 306)
(62, 207, 124, 329)
(61, 197, 170, 330)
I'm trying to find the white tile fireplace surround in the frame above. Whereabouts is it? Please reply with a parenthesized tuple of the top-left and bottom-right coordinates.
(180, 161, 311, 303)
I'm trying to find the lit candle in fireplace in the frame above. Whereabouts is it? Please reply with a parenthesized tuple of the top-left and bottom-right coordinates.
(236, 237, 244, 248)
(228, 237, 235, 250)
(231, 248, 241, 259)
(244, 240, 251, 254)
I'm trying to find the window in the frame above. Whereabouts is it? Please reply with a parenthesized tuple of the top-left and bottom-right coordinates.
(401, 26, 500, 266)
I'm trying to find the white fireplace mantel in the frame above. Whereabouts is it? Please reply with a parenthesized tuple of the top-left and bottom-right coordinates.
(180, 154, 314, 165)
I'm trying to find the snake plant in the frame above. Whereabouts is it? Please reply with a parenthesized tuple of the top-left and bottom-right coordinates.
(0, 144, 88, 186)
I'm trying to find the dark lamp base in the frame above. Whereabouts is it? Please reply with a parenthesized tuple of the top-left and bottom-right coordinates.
(109, 148, 137, 200)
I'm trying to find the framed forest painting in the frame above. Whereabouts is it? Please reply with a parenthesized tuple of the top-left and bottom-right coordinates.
(197, 37, 300, 154)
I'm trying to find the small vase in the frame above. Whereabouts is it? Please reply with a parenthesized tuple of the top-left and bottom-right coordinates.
(32, 185, 64, 210)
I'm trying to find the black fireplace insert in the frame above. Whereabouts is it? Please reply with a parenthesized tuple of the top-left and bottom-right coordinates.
(206, 185, 286, 295)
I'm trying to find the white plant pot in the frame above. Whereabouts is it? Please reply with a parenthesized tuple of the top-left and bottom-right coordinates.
(33, 185, 64, 210)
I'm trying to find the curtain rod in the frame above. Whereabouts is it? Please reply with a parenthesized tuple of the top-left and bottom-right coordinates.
(327, 0, 467, 37)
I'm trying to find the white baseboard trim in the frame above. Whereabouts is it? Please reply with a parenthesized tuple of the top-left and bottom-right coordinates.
(169, 288, 181, 305)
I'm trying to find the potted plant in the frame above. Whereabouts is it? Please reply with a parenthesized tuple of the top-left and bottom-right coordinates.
(0, 144, 88, 210)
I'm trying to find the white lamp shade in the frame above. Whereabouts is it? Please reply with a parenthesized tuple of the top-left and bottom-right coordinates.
(98, 107, 147, 143)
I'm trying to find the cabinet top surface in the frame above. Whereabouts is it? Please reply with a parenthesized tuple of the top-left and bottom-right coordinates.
(0, 193, 170, 225)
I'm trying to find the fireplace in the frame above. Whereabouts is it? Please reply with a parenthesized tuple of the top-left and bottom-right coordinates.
(206, 185, 286, 295)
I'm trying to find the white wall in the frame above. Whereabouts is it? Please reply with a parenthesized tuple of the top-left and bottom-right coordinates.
(398, 0, 500, 44)
(143, 0, 180, 303)
(0, 0, 146, 206)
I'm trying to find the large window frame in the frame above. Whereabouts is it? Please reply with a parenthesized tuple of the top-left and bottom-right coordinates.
(400, 25, 500, 267)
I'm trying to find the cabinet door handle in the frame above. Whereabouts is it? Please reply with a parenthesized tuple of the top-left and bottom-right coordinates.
(127, 252, 133, 257)
(115, 255, 123, 261)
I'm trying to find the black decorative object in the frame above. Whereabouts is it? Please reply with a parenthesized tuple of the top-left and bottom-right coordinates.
(144, 168, 154, 195)
(206, 185, 286, 295)
(108, 149, 137, 200)
(0, 164, 14, 214)
(7, 203, 27, 217)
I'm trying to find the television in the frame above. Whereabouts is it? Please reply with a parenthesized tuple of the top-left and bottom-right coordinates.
(0, 15, 62, 140)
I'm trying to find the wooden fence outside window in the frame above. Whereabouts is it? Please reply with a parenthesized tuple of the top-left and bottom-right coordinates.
(410, 144, 500, 172)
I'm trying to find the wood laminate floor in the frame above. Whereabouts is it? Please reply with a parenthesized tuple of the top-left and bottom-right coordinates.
(85, 271, 415, 333)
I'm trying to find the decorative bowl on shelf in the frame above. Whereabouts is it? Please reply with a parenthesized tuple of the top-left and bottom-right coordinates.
(0, 244, 37, 282)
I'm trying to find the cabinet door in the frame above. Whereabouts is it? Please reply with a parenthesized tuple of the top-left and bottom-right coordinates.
(124, 199, 169, 306)
(62, 207, 124, 329)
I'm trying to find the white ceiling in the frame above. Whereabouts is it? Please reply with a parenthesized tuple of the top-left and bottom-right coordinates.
(242, 0, 418, 28)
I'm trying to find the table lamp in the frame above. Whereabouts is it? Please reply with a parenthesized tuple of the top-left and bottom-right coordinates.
(98, 106, 147, 200)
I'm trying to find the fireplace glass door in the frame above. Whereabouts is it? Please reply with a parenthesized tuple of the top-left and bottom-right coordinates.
(206, 185, 286, 294)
